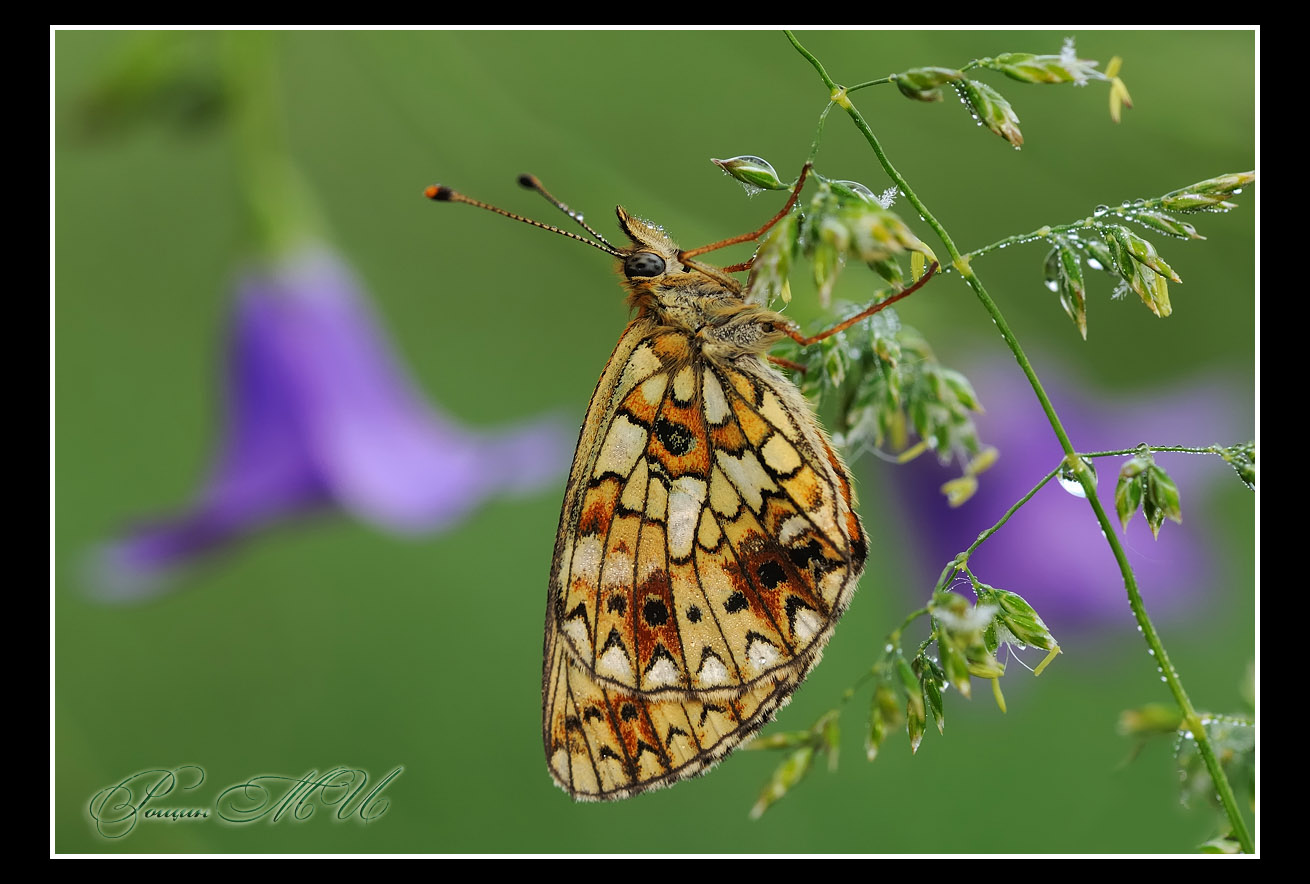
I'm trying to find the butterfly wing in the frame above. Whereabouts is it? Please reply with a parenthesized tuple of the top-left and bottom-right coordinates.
(543, 322, 867, 799)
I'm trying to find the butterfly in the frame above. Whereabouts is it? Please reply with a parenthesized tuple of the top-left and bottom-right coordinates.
(426, 169, 935, 800)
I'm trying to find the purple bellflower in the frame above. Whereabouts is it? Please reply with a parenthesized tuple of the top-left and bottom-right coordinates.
(888, 358, 1247, 635)
(94, 247, 574, 601)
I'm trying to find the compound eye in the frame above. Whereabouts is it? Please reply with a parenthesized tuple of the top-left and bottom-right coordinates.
(623, 252, 666, 278)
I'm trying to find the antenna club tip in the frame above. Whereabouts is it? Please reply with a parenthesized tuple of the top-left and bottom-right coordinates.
(517, 174, 540, 190)
(425, 185, 454, 201)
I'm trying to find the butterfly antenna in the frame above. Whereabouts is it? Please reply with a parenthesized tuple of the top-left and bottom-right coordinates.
(516, 174, 620, 251)
(425, 182, 622, 257)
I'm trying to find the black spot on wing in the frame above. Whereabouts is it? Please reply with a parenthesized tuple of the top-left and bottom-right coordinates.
(655, 416, 695, 456)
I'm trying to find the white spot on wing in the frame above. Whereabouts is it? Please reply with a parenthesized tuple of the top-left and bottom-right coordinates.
(746, 637, 780, 673)
(563, 616, 593, 654)
(646, 656, 681, 687)
(703, 370, 729, 424)
(601, 550, 633, 590)
(759, 389, 799, 441)
(761, 433, 802, 475)
(571, 535, 604, 584)
(698, 655, 729, 686)
(709, 467, 740, 518)
(667, 476, 708, 560)
(621, 458, 649, 511)
(672, 365, 695, 403)
(639, 373, 668, 407)
(598, 644, 633, 681)
(778, 515, 809, 546)
(646, 477, 668, 521)
(793, 608, 822, 642)
(618, 344, 664, 393)
(715, 449, 778, 513)
(593, 415, 648, 479)
(697, 507, 722, 549)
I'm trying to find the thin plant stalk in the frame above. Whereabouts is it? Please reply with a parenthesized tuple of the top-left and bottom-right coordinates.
(784, 31, 1252, 854)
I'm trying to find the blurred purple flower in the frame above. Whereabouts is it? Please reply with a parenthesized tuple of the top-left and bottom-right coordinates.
(888, 357, 1248, 635)
(94, 247, 573, 601)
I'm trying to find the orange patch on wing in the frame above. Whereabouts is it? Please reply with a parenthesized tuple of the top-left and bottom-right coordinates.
(721, 366, 758, 404)
(578, 478, 622, 536)
(650, 399, 711, 476)
(709, 420, 748, 452)
(649, 333, 691, 365)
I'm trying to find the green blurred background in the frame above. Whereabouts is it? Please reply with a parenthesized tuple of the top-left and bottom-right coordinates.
(54, 29, 1255, 854)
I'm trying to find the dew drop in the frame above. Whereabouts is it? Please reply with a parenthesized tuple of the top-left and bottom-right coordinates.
(1057, 457, 1098, 497)
(1093, 205, 1109, 217)
(1045, 280, 1060, 292)
(1087, 258, 1103, 271)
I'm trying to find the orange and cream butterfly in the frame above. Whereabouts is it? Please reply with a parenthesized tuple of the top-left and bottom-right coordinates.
(426, 169, 935, 800)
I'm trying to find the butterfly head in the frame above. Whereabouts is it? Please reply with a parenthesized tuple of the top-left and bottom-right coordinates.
(615, 206, 744, 305)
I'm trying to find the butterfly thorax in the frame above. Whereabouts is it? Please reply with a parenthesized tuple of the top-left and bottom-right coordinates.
(615, 206, 787, 361)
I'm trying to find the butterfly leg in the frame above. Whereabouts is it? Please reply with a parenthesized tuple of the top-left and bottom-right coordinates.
(677, 163, 813, 275)
(785, 262, 940, 347)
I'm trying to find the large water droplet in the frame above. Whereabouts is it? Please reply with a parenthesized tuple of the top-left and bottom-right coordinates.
(1093, 205, 1109, 217)
(1057, 457, 1098, 497)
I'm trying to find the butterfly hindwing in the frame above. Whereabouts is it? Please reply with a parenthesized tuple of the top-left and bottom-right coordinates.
(544, 318, 867, 799)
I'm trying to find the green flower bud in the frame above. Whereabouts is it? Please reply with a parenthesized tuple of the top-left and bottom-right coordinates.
(748, 745, 815, 819)
(830, 179, 883, 206)
(711, 155, 790, 192)
(938, 637, 972, 699)
(745, 730, 814, 751)
(1106, 226, 1181, 282)
(1101, 228, 1173, 317)
(897, 655, 925, 722)
(1220, 442, 1255, 490)
(1143, 463, 1182, 539)
(1115, 469, 1144, 531)
(957, 79, 1023, 147)
(989, 51, 1098, 85)
(940, 369, 982, 412)
(891, 66, 963, 101)
(920, 666, 945, 734)
(866, 695, 886, 762)
(967, 445, 999, 476)
(906, 696, 926, 754)
(1117, 702, 1184, 736)
(1160, 172, 1254, 214)
(991, 587, 1058, 651)
(940, 475, 978, 508)
(1131, 210, 1203, 241)
(817, 710, 841, 771)
(839, 205, 931, 264)
(745, 211, 798, 307)
(869, 257, 906, 287)
(1046, 239, 1088, 339)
